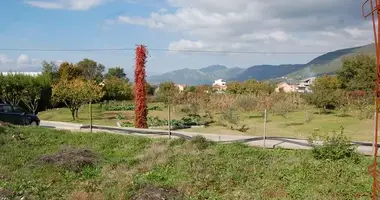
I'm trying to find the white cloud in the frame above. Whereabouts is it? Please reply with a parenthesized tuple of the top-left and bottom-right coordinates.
(118, 16, 164, 28)
(116, 0, 373, 53)
(17, 54, 31, 65)
(25, 0, 106, 10)
(169, 39, 206, 50)
(0, 54, 13, 64)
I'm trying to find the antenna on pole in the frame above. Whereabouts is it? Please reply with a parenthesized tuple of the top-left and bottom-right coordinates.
(362, 0, 380, 199)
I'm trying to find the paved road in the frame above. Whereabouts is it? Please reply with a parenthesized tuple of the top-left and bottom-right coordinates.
(40, 120, 378, 156)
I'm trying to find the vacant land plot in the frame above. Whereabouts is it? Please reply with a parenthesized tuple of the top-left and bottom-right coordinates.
(38, 101, 375, 142)
(0, 125, 372, 199)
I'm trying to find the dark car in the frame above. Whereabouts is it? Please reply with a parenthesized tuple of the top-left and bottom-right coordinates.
(0, 104, 40, 126)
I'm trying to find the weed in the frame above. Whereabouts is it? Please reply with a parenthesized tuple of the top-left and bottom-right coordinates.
(190, 135, 214, 150)
(219, 107, 239, 128)
(0, 188, 15, 199)
(169, 138, 187, 147)
(304, 111, 313, 123)
(116, 114, 126, 120)
(308, 127, 360, 161)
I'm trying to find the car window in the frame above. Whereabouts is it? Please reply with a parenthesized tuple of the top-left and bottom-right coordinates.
(13, 106, 24, 113)
(2, 105, 12, 113)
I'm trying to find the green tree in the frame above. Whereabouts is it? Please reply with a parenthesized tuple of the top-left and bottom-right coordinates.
(76, 58, 105, 81)
(0, 74, 26, 106)
(83, 80, 105, 103)
(58, 62, 82, 80)
(309, 75, 343, 111)
(227, 81, 244, 94)
(156, 81, 179, 104)
(52, 79, 103, 120)
(227, 79, 273, 95)
(337, 54, 376, 91)
(146, 83, 156, 95)
(103, 77, 133, 101)
(105, 67, 127, 80)
(41, 60, 59, 82)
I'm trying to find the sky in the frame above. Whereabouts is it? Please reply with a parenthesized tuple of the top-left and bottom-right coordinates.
(0, 0, 375, 76)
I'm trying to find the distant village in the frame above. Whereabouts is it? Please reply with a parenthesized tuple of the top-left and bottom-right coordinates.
(170, 77, 316, 94)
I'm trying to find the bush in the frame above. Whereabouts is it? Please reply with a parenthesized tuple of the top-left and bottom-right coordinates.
(308, 127, 359, 161)
(190, 135, 214, 150)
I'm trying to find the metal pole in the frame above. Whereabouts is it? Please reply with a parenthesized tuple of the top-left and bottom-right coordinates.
(374, 112, 377, 158)
(89, 102, 93, 133)
(263, 109, 267, 148)
(168, 105, 171, 139)
(362, 1, 380, 198)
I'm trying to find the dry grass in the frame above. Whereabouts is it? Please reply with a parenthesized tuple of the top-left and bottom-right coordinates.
(71, 191, 104, 200)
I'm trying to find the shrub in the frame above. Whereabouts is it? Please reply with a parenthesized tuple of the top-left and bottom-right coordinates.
(308, 127, 359, 161)
(190, 135, 214, 150)
(219, 107, 239, 127)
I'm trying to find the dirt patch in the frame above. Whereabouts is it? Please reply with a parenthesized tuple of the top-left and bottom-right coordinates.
(0, 188, 15, 199)
(262, 186, 288, 199)
(39, 147, 98, 172)
(131, 185, 184, 200)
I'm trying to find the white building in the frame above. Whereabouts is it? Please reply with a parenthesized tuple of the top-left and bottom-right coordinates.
(212, 79, 227, 91)
(1, 72, 42, 77)
(297, 77, 316, 93)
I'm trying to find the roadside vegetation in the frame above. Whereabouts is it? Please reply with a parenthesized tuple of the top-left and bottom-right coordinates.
(0, 125, 372, 199)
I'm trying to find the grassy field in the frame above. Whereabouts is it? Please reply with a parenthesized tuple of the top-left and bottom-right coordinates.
(38, 102, 375, 142)
(0, 125, 372, 199)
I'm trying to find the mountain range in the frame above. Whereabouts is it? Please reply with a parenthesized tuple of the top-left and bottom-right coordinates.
(147, 43, 375, 85)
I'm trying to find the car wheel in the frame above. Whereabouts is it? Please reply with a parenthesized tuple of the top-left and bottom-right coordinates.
(30, 121, 38, 126)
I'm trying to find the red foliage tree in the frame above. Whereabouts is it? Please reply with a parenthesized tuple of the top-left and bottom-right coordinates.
(134, 45, 148, 128)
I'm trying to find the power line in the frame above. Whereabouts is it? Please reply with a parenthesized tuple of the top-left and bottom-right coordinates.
(0, 47, 333, 55)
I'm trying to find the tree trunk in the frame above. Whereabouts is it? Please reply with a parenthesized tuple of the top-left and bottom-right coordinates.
(71, 110, 76, 120)
(75, 109, 79, 118)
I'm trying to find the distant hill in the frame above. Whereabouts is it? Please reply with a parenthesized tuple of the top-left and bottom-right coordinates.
(231, 64, 305, 81)
(147, 43, 375, 85)
(147, 65, 245, 85)
(285, 43, 375, 79)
